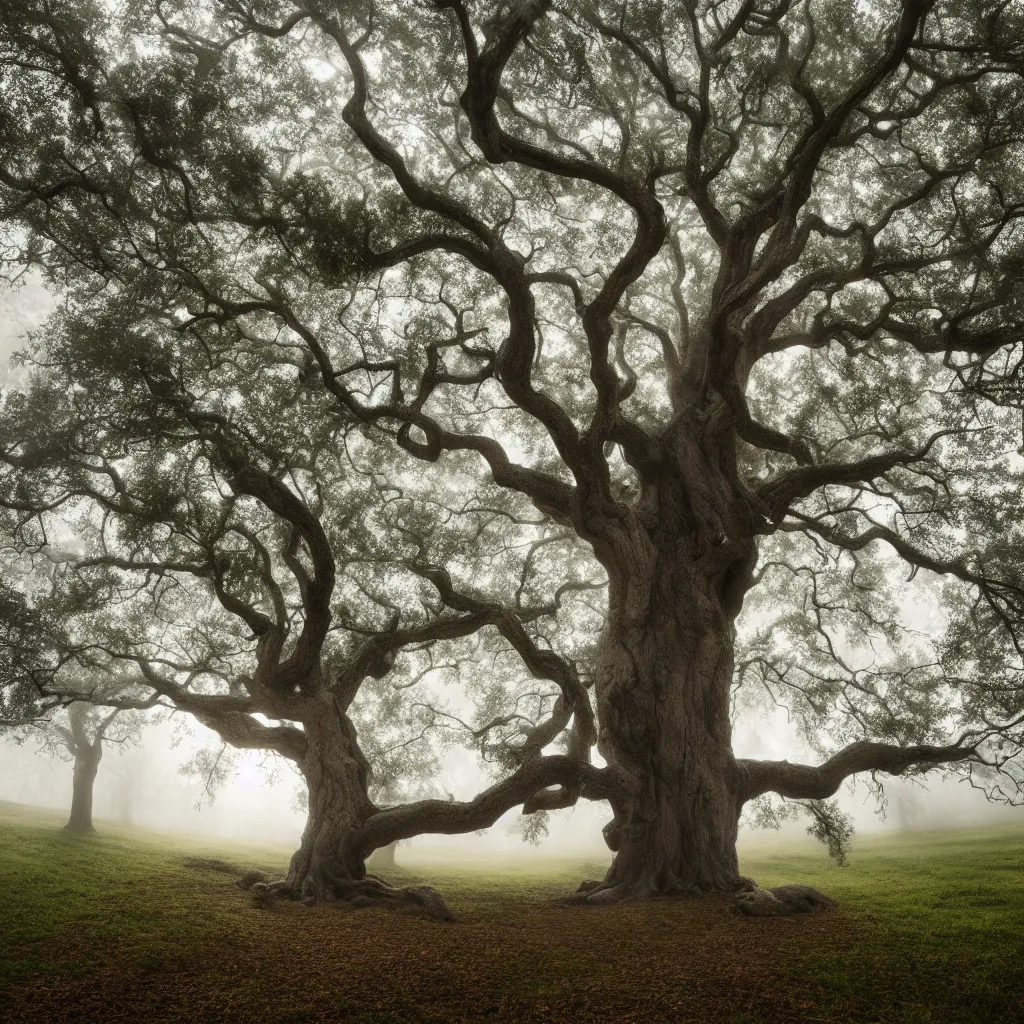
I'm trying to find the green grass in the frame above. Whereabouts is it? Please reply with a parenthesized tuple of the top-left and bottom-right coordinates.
(741, 828, 1024, 1022)
(748, 825, 1024, 946)
(1, 800, 1023, 1023)
(0, 802, 292, 987)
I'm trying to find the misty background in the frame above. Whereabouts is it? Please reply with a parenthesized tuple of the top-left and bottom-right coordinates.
(2, 278, 1019, 856)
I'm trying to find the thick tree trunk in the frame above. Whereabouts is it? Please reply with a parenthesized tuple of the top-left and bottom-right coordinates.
(577, 422, 766, 903)
(284, 693, 376, 900)
(579, 439, 837, 915)
(65, 742, 101, 834)
(591, 554, 746, 899)
(243, 693, 453, 919)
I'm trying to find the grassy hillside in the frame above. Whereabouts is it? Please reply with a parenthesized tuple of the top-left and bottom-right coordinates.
(1, 800, 1022, 1023)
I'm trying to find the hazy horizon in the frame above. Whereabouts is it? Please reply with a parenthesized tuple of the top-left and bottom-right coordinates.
(3, 706, 1019, 859)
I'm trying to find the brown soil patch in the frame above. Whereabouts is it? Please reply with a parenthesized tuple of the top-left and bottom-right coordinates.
(2, 888, 856, 1023)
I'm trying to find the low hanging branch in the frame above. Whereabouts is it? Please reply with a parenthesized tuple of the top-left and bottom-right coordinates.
(738, 739, 979, 802)
(354, 754, 618, 858)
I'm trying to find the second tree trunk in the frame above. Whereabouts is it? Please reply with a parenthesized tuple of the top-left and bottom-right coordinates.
(66, 742, 101, 834)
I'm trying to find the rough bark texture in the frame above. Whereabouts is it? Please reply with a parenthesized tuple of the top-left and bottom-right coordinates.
(579, 429, 810, 908)
(572, 429, 840, 916)
(593, 566, 744, 898)
(283, 692, 376, 900)
(581, 552, 840, 915)
(65, 740, 101, 834)
(251, 692, 454, 920)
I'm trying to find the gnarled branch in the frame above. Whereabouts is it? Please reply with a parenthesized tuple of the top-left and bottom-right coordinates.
(739, 737, 977, 802)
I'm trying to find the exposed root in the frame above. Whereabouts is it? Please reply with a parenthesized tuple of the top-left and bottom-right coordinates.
(730, 879, 837, 917)
(585, 882, 637, 905)
(343, 877, 456, 922)
(183, 856, 270, 887)
(566, 875, 837, 917)
(235, 869, 272, 889)
(564, 879, 655, 905)
(235, 872, 456, 921)
(239, 878, 293, 908)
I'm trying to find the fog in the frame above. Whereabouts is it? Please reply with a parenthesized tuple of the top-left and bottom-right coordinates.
(0, 275, 48, 382)
(2, 704, 1019, 862)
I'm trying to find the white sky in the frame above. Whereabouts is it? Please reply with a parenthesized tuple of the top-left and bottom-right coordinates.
(0, 276, 49, 387)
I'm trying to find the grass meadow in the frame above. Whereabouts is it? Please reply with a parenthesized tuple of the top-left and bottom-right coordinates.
(1, 800, 1022, 1023)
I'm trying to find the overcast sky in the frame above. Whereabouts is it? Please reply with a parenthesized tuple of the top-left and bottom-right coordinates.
(0, 275, 51, 379)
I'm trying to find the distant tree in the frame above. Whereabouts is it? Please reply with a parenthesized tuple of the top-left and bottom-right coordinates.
(0, 546, 156, 832)
(0, 297, 598, 920)
(3, 0, 1024, 917)
(40, 702, 138, 833)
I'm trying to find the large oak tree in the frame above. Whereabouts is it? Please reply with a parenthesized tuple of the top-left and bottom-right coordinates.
(3, 0, 1024, 914)
(0, 333, 602, 916)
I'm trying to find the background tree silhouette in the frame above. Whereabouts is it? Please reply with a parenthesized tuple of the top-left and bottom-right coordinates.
(2, 0, 1024, 915)
(41, 703, 138, 833)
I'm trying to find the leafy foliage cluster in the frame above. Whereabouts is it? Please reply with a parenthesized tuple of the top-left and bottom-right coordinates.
(2, 0, 1024, 873)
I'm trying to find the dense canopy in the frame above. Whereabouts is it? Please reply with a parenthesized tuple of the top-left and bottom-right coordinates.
(2, 0, 1024, 914)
